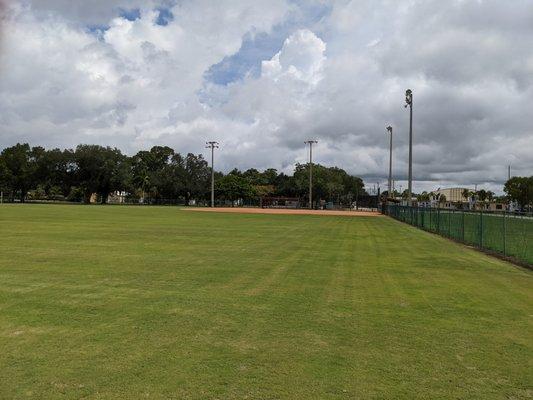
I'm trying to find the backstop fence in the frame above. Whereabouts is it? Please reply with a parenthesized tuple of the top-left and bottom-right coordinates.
(384, 205, 533, 266)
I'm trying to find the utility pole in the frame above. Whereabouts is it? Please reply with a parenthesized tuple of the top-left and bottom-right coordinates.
(405, 89, 413, 205)
(508, 165, 511, 180)
(304, 140, 318, 209)
(386, 126, 393, 198)
(205, 141, 219, 207)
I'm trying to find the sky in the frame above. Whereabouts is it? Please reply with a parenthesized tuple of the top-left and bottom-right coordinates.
(0, 0, 532, 194)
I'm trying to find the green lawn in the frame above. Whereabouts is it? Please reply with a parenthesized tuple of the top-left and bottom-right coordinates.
(0, 205, 531, 399)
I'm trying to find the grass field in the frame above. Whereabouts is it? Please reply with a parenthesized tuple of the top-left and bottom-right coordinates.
(0, 204, 532, 399)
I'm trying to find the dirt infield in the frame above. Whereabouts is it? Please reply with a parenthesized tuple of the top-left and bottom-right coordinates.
(182, 207, 382, 217)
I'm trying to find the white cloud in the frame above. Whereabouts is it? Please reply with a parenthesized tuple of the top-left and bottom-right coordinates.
(0, 0, 290, 147)
(262, 29, 326, 85)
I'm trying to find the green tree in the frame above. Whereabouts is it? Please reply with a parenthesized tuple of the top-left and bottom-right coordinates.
(418, 191, 430, 202)
(273, 173, 298, 197)
(130, 146, 176, 201)
(262, 168, 278, 185)
(242, 168, 262, 185)
(182, 153, 210, 204)
(477, 189, 488, 202)
(216, 174, 256, 205)
(504, 176, 533, 210)
(32, 148, 75, 197)
(292, 163, 364, 206)
(0, 143, 36, 202)
(0, 154, 12, 198)
(74, 145, 129, 203)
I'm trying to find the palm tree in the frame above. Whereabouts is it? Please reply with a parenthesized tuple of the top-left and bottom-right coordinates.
(462, 188, 470, 201)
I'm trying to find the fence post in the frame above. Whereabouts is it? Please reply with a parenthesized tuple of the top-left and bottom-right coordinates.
(437, 208, 440, 233)
(479, 211, 483, 248)
(462, 209, 465, 242)
(503, 211, 506, 256)
(448, 210, 451, 237)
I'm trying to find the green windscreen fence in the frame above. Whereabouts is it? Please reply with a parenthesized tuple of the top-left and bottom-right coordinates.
(385, 205, 533, 265)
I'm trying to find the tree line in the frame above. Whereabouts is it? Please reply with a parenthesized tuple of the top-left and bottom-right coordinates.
(0, 143, 365, 205)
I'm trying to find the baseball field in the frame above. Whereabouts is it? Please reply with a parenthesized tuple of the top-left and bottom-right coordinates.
(0, 204, 531, 399)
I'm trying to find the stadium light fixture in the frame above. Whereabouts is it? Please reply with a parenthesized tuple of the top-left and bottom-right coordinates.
(404, 89, 413, 205)
(386, 126, 393, 198)
(304, 140, 318, 209)
(205, 141, 219, 207)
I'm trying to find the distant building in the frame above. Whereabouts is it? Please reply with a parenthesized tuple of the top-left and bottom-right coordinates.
(423, 187, 509, 211)
(432, 187, 471, 203)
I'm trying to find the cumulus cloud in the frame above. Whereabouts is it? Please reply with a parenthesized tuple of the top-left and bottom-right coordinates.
(0, 0, 532, 193)
(262, 29, 326, 85)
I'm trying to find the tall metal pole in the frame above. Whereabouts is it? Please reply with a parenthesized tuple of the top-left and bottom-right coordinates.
(405, 89, 413, 205)
(310, 144, 313, 209)
(205, 141, 219, 207)
(386, 126, 393, 197)
(304, 140, 318, 209)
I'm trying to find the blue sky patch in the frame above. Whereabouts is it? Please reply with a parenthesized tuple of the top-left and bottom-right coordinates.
(205, 1, 332, 86)
(205, 31, 286, 85)
(87, 24, 110, 36)
(119, 8, 141, 21)
(156, 8, 174, 26)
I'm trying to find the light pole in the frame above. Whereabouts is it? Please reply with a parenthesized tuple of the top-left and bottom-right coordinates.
(405, 89, 413, 205)
(304, 140, 318, 209)
(205, 141, 219, 207)
(386, 126, 393, 198)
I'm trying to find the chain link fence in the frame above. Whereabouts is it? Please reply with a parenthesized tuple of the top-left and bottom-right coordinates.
(384, 205, 533, 266)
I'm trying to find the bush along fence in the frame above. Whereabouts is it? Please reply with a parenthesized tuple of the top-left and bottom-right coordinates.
(384, 205, 533, 266)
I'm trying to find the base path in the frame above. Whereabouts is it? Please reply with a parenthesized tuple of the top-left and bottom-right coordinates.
(182, 207, 382, 217)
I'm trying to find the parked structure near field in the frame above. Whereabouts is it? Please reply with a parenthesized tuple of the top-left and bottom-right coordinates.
(107, 191, 127, 204)
(261, 197, 299, 208)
